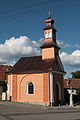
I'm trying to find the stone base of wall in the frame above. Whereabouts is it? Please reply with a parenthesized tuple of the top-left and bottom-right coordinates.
(13, 100, 50, 106)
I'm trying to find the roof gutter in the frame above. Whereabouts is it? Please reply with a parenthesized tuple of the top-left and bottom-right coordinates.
(51, 70, 66, 75)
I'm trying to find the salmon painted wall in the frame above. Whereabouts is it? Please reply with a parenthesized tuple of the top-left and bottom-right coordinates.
(7, 74, 13, 100)
(17, 73, 43, 102)
(12, 74, 17, 101)
(8, 73, 50, 104)
(43, 73, 49, 102)
(7, 72, 64, 105)
(42, 47, 55, 59)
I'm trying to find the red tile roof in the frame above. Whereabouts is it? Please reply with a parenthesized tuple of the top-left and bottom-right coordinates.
(11, 56, 64, 74)
(64, 79, 80, 88)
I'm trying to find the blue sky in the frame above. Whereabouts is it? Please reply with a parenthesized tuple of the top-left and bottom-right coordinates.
(0, 0, 80, 78)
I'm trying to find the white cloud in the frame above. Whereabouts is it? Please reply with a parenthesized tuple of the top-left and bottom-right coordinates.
(60, 50, 80, 67)
(57, 40, 80, 48)
(0, 58, 7, 64)
(72, 50, 80, 57)
(32, 40, 39, 47)
(57, 40, 72, 48)
(75, 44, 80, 48)
(60, 50, 80, 78)
(57, 40, 64, 46)
(0, 36, 34, 58)
(1, 36, 80, 76)
(34, 47, 41, 55)
(38, 38, 44, 44)
(0, 36, 42, 65)
(32, 38, 44, 47)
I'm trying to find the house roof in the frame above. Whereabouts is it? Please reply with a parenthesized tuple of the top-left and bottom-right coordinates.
(0, 65, 11, 81)
(11, 56, 64, 74)
(64, 79, 80, 88)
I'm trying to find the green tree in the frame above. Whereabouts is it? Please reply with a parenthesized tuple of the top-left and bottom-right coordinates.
(71, 71, 80, 78)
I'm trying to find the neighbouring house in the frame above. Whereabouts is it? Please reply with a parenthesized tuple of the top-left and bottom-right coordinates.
(7, 14, 65, 106)
(0, 65, 11, 99)
(64, 78, 80, 104)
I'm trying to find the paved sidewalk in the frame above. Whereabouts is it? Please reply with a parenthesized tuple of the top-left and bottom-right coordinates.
(46, 105, 80, 113)
(1, 101, 80, 112)
(0, 101, 80, 120)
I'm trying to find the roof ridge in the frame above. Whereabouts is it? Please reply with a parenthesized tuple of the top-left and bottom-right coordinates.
(21, 55, 42, 59)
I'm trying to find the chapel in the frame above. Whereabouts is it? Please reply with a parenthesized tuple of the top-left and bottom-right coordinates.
(7, 13, 65, 106)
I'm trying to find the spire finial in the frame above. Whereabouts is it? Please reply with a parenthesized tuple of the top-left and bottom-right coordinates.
(48, 11, 51, 18)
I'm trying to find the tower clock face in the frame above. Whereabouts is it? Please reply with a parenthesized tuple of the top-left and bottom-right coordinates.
(45, 33, 49, 38)
(44, 31, 52, 38)
(49, 32, 52, 38)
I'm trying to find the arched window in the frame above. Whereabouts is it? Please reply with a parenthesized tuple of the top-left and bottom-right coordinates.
(27, 82, 34, 94)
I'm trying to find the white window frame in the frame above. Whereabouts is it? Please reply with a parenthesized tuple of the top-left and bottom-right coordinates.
(26, 82, 35, 95)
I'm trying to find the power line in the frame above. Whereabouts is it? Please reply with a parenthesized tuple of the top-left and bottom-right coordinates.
(0, 8, 41, 23)
(0, 0, 53, 23)
(0, 0, 49, 15)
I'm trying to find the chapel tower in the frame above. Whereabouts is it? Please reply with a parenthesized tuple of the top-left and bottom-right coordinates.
(40, 12, 60, 60)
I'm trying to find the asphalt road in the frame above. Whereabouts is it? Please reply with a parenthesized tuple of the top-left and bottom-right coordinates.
(0, 102, 80, 120)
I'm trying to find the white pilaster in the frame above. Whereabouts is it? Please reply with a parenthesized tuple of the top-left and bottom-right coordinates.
(10, 74, 13, 97)
(50, 72, 54, 106)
